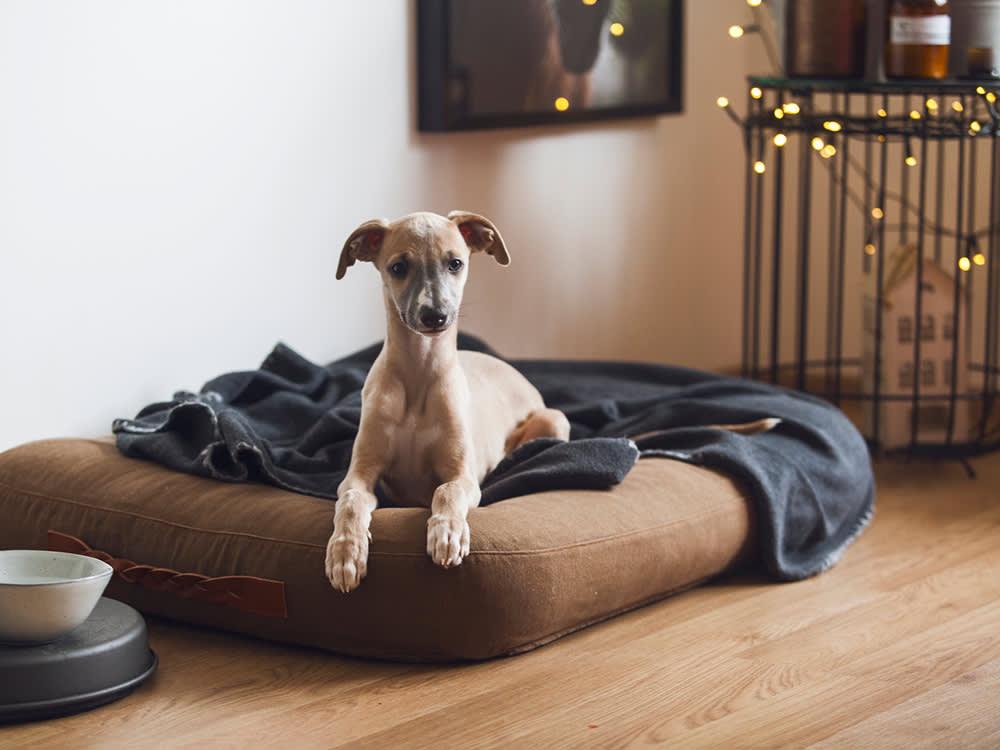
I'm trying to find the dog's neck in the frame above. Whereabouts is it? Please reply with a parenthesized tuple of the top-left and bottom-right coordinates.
(382, 293, 458, 381)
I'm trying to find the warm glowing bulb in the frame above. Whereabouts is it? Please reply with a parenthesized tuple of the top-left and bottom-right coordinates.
(717, 96, 730, 108)
(773, 133, 787, 147)
(865, 244, 877, 256)
(877, 108, 888, 118)
(812, 137, 825, 151)
(582, 0, 598, 5)
(971, 121, 982, 133)
(609, 21, 624, 36)
(821, 144, 837, 158)
(747, 0, 763, 6)
(905, 155, 918, 167)
(952, 101, 964, 113)
(988, 92, 998, 104)
(554, 96, 570, 111)
(926, 98, 938, 111)
(754, 160, 766, 174)
(783, 102, 800, 114)
(750, 86, 763, 100)
(823, 120, 842, 132)
(729, 25, 745, 38)
(773, 107, 784, 119)
(878, 134, 887, 143)
(872, 207, 884, 220)
(977, 86, 987, 95)
(910, 110, 921, 120)
(959, 257, 972, 272)
(973, 253, 986, 266)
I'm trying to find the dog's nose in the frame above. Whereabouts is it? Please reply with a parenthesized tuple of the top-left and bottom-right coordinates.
(419, 308, 448, 330)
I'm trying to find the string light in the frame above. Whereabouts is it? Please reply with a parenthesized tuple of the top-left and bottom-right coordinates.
(877, 108, 888, 118)
(609, 22, 624, 36)
(987, 92, 998, 104)
(750, 86, 763, 100)
(582, 0, 598, 5)
(952, 101, 964, 113)
(773, 133, 787, 147)
(820, 144, 837, 158)
(865, 243, 877, 256)
(747, 0, 763, 6)
(754, 160, 766, 174)
(973, 252, 986, 266)
(878, 134, 887, 143)
(959, 257, 972, 272)
(977, 86, 987, 95)
(716, 96, 730, 108)
(823, 120, 842, 132)
(905, 155, 918, 167)
(773, 107, 784, 119)
(729, 25, 745, 38)
(812, 137, 825, 151)
(971, 121, 982, 133)
(910, 110, 922, 120)
(872, 207, 884, 220)
(782, 102, 801, 115)
(925, 98, 938, 112)
(554, 96, 570, 111)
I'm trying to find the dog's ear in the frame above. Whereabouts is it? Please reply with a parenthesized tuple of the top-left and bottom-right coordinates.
(448, 211, 510, 266)
(337, 219, 390, 280)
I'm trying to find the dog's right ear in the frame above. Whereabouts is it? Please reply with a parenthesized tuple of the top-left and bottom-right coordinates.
(337, 219, 390, 280)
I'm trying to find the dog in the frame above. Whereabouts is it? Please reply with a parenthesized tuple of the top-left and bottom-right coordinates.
(325, 211, 570, 592)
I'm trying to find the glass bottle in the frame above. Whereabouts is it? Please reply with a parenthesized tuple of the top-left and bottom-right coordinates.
(885, 0, 951, 79)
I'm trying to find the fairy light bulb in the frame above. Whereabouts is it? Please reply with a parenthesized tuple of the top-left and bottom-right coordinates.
(973, 253, 986, 266)
(773, 107, 784, 119)
(926, 98, 938, 112)
(905, 155, 918, 167)
(750, 86, 763, 100)
(872, 207, 885, 220)
(971, 121, 982, 133)
(865, 244, 877, 256)
(821, 144, 837, 158)
(977, 86, 987, 95)
(877, 108, 888, 118)
(554, 96, 570, 111)
(812, 137, 825, 151)
(987, 92, 997, 104)
(773, 133, 787, 147)
(747, 0, 763, 6)
(609, 22, 624, 36)
(729, 25, 745, 38)
(716, 96, 730, 108)
(823, 120, 842, 132)
(952, 101, 964, 113)
(959, 257, 972, 272)
(910, 110, 922, 120)
(782, 102, 801, 115)
(754, 160, 766, 174)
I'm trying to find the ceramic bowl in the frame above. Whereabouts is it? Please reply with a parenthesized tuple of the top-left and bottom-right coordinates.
(0, 550, 113, 645)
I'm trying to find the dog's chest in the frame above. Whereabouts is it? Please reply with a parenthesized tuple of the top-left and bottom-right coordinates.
(383, 415, 444, 506)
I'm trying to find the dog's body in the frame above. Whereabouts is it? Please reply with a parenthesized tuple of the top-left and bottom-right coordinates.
(326, 211, 569, 592)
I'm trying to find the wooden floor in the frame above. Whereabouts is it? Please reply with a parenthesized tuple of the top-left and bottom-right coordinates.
(3, 455, 1000, 749)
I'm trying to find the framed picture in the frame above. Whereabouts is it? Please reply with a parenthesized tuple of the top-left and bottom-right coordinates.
(417, 0, 684, 132)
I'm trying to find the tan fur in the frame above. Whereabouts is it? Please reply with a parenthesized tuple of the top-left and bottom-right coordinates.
(326, 212, 570, 592)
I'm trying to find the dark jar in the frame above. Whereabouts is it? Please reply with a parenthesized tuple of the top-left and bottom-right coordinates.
(786, 0, 868, 78)
(885, 0, 952, 79)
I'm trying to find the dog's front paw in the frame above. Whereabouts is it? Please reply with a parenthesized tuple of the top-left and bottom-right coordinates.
(426, 514, 470, 568)
(325, 531, 369, 593)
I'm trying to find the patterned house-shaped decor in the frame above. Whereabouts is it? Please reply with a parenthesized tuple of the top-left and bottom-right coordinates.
(862, 244, 971, 449)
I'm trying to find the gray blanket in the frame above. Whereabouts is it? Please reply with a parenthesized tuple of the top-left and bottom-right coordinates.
(113, 334, 874, 581)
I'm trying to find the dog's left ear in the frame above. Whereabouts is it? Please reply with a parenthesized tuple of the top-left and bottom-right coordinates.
(337, 219, 390, 280)
(448, 211, 511, 266)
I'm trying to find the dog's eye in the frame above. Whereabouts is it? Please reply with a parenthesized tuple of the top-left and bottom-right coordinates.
(388, 260, 408, 278)
(447, 258, 464, 274)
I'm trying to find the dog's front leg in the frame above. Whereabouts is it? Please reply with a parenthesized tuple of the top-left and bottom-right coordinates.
(427, 474, 480, 568)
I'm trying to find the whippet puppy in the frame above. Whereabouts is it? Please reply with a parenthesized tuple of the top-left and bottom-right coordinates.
(326, 211, 570, 592)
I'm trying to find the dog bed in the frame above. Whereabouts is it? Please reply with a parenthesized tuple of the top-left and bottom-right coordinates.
(0, 438, 754, 661)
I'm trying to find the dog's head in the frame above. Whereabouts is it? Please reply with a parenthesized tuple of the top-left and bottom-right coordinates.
(336, 211, 510, 336)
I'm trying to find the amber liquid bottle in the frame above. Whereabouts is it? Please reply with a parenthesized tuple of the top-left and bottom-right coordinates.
(885, 0, 951, 78)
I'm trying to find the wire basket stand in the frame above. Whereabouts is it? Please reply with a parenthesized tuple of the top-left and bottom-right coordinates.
(740, 77, 1000, 460)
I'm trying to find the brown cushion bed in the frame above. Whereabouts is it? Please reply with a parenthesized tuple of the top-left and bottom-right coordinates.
(0, 438, 755, 661)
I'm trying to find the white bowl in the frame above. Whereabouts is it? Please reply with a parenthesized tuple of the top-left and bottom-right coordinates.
(0, 550, 113, 645)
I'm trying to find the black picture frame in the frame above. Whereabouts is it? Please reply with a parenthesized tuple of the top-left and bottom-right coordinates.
(417, 0, 685, 132)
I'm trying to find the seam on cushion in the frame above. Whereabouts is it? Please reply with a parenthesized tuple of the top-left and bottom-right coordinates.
(0, 477, 746, 559)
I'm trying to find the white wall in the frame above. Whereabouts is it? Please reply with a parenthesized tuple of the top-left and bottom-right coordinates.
(0, 1, 752, 451)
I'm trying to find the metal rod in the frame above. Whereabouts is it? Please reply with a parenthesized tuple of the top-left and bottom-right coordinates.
(752, 91, 765, 380)
(769, 106, 785, 385)
(909, 103, 930, 452)
(834, 91, 850, 406)
(980, 135, 999, 442)
(742, 87, 754, 379)
(947, 95, 967, 446)
(873, 92, 891, 451)
(796, 92, 813, 392)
